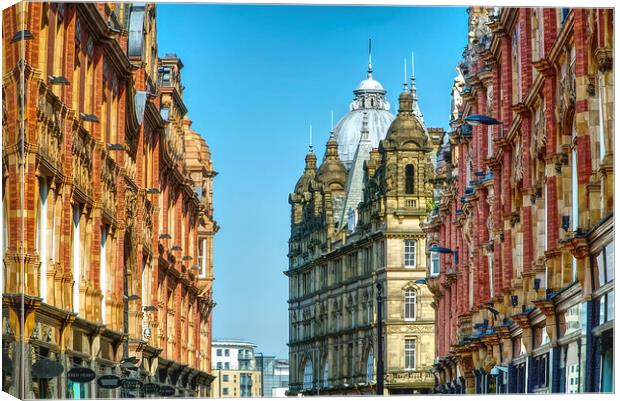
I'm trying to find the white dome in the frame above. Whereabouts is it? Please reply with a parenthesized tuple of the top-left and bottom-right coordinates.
(355, 77, 385, 92)
(333, 108, 394, 169)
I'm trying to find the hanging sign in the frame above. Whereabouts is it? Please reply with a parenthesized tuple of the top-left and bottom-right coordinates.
(159, 385, 176, 396)
(121, 378, 143, 391)
(143, 382, 161, 394)
(67, 367, 97, 383)
(31, 359, 64, 379)
(97, 374, 122, 389)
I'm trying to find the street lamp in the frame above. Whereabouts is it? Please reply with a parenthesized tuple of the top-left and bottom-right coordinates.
(107, 143, 127, 151)
(463, 114, 502, 126)
(79, 112, 100, 123)
(428, 244, 459, 266)
(463, 114, 503, 154)
(428, 245, 453, 254)
(48, 75, 70, 85)
(375, 282, 384, 396)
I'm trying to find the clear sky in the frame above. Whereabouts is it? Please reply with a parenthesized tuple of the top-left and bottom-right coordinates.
(156, 4, 468, 359)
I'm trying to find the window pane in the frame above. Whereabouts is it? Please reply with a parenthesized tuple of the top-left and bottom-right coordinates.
(597, 252, 605, 288)
(404, 240, 416, 267)
(605, 241, 614, 282)
(606, 291, 614, 323)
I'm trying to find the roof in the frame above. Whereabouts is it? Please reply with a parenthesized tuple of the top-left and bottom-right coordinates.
(212, 339, 257, 348)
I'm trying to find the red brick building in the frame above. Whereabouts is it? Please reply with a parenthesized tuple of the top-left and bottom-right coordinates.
(423, 7, 613, 394)
(2, 2, 217, 398)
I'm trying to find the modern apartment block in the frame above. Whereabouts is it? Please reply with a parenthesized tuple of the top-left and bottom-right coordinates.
(210, 339, 262, 398)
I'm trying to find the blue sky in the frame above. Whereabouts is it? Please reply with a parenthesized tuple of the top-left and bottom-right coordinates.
(156, 4, 467, 358)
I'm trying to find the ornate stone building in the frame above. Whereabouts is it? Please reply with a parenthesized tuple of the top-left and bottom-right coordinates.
(424, 7, 613, 394)
(2, 2, 217, 398)
(286, 59, 441, 395)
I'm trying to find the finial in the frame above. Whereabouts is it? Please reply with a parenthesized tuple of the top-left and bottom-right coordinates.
(309, 124, 313, 153)
(403, 58, 409, 91)
(331, 110, 334, 131)
(367, 38, 373, 78)
(410, 52, 416, 95)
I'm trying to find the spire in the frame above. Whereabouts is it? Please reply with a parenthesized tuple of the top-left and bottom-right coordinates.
(410, 52, 416, 97)
(409, 51, 425, 126)
(403, 57, 409, 91)
(367, 38, 373, 78)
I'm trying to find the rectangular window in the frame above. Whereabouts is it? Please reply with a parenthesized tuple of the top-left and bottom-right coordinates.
(532, 353, 549, 389)
(72, 206, 81, 314)
(404, 339, 416, 370)
(594, 240, 614, 325)
(224, 362, 230, 369)
(222, 388, 228, 395)
(597, 73, 606, 163)
(160, 106, 170, 121)
(198, 238, 207, 277)
(216, 362, 222, 369)
(404, 240, 416, 268)
(430, 252, 440, 276)
(217, 349, 222, 357)
(100, 227, 107, 324)
(223, 374, 229, 382)
(404, 290, 416, 321)
(224, 349, 230, 357)
(159, 66, 171, 85)
(489, 253, 494, 298)
(38, 178, 49, 302)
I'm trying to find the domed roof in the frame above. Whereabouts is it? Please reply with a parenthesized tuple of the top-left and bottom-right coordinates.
(354, 77, 385, 93)
(383, 89, 429, 149)
(333, 66, 394, 169)
(333, 109, 394, 168)
(294, 150, 317, 193)
(317, 135, 347, 187)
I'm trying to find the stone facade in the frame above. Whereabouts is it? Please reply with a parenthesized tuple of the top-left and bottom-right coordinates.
(286, 68, 442, 394)
(423, 7, 614, 394)
(2, 2, 217, 398)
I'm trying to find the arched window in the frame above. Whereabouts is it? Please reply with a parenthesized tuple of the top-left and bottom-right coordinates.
(366, 350, 374, 382)
(405, 164, 415, 194)
(303, 359, 313, 390)
(404, 289, 416, 320)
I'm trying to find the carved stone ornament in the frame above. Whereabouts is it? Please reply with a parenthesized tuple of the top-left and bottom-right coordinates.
(486, 85, 494, 114)
(558, 55, 576, 125)
(72, 129, 93, 197)
(532, 104, 547, 159)
(595, 47, 613, 72)
(486, 196, 494, 234)
(512, 141, 523, 187)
